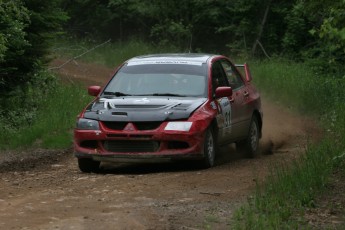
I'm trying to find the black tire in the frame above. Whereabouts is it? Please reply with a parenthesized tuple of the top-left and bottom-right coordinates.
(78, 158, 101, 173)
(201, 128, 216, 168)
(237, 116, 260, 158)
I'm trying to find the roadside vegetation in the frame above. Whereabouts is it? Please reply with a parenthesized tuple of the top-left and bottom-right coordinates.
(0, 76, 92, 149)
(233, 60, 345, 229)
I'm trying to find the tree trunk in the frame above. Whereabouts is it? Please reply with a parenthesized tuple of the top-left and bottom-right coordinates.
(251, 0, 271, 57)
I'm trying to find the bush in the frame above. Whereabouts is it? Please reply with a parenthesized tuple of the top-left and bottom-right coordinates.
(0, 71, 92, 149)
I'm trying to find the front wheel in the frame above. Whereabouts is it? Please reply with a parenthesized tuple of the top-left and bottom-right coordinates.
(201, 128, 216, 168)
(237, 116, 260, 158)
(78, 158, 101, 173)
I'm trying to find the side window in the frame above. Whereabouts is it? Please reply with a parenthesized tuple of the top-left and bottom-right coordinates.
(220, 60, 244, 90)
(211, 61, 229, 95)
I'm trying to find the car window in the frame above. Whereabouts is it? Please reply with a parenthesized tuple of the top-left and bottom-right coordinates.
(220, 60, 244, 90)
(104, 63, 208, 97)
(211, 61, 229, 96)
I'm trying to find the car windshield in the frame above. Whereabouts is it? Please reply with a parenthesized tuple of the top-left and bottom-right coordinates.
(103, 63, 208, 97)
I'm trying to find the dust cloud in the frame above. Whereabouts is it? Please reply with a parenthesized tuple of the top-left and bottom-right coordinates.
(260, 97, 321, 155)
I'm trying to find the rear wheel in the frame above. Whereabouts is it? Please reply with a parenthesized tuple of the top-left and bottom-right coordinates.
(78, 158, 101, 173)
(201, 128, 216, 168)
(237, 116, 259, 158)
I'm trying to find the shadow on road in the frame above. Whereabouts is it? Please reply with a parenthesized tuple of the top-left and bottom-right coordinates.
(96, 144, 252, 175)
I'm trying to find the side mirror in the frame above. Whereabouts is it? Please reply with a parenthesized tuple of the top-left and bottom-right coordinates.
(215, 86, 232, 98)
(88, 86, 101, 96)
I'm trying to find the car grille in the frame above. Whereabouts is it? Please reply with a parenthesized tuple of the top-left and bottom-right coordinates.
(102, 121, 162, 130)
(103, 140, 160, 153)
(135, 122, 162, 130)
(102, 122, 127, 130)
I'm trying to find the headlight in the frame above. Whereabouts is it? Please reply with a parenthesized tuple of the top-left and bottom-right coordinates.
(164, 122, 192, 131)
(76, 118, 100, 130)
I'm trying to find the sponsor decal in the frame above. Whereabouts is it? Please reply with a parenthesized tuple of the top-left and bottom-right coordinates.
(217, 97, 232, 133)
(128, 60, 202, 66)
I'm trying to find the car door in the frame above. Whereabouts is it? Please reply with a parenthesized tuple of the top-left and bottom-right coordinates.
(210, 60, 233, 144)
(219, 59, 250, 141)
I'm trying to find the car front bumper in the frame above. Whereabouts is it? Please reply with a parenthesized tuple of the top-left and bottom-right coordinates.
(74, 128, 206, 163)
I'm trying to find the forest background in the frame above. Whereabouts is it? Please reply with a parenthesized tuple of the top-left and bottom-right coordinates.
(1, 0, 344, 94)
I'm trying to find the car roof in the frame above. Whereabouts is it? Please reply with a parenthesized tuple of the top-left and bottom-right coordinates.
(126, 53, 218, 65)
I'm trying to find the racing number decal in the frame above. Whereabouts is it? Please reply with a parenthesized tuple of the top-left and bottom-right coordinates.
(217, 97, 232, 131)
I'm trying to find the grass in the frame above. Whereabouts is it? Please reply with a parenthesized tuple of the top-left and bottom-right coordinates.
(234, 140, 341, 229)
(0, 78, 93, 149)
(233, 59, 345, 229)
(251, 59, 345, 116)
(203, 215, 221, 230)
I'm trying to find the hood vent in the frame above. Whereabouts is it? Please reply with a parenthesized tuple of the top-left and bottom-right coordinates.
(112, 112, 128, 116)
(113, 104, 165, 109)
(171, 103, 191, 110)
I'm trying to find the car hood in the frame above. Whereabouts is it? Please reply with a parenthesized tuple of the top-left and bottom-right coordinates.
(83, 97, 207, 122)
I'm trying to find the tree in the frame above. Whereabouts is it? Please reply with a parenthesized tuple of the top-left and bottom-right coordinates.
(0, 1, 30, 89)
(282, 0, 345, 69)
(61, 0, 345, 67)
(313, 1, 345, 65)
(0, 0, 68, 92)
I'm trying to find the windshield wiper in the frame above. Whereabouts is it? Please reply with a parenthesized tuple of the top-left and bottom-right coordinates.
(150, 93, 187, 97)
(103, 91, 132, 97)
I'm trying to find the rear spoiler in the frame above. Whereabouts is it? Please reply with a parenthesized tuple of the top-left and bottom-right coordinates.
(235, 63, 252, 82)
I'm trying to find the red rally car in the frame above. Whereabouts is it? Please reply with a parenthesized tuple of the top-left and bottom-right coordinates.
(74, 54, 262, 172)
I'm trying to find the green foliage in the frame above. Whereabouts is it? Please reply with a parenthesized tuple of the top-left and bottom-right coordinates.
(0, 73, 92, 149)
(317, 2, 345, 65)
(0, 0, 67, 92)
(150, 19, 192, 50)
(0, 0, 68, 141)
(281, 2, 309, 55)
(61, 0, 345, 68)
(0, 1, 29, 58)
(0, 1, 30, 86)
(23, 0, 69, 63)
(61, 0, 114, 38)
(0, 68, 55, 130)
(62, 0, 263, 53)
(251, 59, 345, 117)
(286, 1, 345, 70)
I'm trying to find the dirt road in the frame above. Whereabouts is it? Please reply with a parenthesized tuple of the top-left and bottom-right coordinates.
(0, 60, 319, 229)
